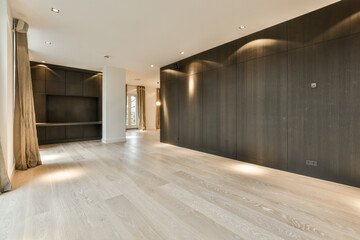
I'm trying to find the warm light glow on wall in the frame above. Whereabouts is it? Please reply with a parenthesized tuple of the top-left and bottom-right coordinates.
(187, 62, 202, 75)
(237, 39, 286, 55)
(37, 64, 49, 68)
(189, 76, 194, 96)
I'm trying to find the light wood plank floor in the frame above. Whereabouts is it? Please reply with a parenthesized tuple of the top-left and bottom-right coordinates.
(1, 131, 360, 240)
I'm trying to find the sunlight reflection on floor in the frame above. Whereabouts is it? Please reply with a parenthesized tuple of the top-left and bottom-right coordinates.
(39, 168, 84, 183)
(40, 153, 64, 162)
(230, 163, 267, 175)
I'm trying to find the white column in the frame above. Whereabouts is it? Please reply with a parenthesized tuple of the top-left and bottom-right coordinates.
(0, 0, 14, 177)
(102, 66, 126, 143)
(145, 86, 157, 130)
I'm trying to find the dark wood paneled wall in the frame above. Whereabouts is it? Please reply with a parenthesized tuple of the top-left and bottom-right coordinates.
(31, 62, 102, 145)
(160, 0, 360, 187)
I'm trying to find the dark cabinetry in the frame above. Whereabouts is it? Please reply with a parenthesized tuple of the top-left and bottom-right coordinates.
(178, 73, 203, 150)
(160, 0, 360, 187)
(201, 64, 237, 158)
(288, 35, 360, 185)
(160, 70, 179, 145)
(31, 62, 102, 145)
(237, 53, 287, 170)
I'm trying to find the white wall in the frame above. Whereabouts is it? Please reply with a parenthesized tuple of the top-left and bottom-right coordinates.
(0, 0, 14, 177)
(145, 86, 157, 130)
(102, 66, 126, 143)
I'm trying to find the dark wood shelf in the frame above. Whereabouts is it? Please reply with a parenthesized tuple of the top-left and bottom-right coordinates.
(36, 121, 102, 127)
(31, 61, 102, 145)
(39, 137, 102, 145)
(44, 93, 100, 98)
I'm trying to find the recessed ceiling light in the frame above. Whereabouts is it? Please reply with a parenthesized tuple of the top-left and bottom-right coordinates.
(104, 55, 110, 59)
(150, 64, 154, 68)
(45, 41, 51, 45)
(180, 51, 185, 55)
(239, 26, 246, 30)
(51, 8, 60, 13)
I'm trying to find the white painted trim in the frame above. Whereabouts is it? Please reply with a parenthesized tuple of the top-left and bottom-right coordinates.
(102, 137, 126, 144)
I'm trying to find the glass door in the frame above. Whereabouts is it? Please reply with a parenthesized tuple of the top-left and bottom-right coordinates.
(126, 94, 137, 129)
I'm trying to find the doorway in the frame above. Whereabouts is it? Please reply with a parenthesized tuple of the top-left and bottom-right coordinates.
(126, 93, 138, 129)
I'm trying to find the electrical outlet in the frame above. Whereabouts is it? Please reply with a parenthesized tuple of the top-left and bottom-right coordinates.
(306, 160, 318, 167)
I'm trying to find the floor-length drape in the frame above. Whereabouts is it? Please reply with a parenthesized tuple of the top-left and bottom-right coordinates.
(137, 86, 146, 130)
(0, 140, 11, 193)
(14, 31, 41, 170)
(156, 88, 160, 129)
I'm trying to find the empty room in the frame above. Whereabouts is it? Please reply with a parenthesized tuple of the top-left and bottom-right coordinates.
(1, 0, 360, 239)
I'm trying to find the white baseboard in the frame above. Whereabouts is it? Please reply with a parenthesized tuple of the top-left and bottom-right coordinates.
(102, 137, 126, 144)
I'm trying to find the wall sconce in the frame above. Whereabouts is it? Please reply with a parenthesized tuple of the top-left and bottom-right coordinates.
(156, 101, 161, 106)
(173, 63, 179, 70)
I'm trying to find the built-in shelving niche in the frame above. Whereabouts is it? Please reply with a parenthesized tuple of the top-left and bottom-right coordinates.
(30, 62, 102, 145)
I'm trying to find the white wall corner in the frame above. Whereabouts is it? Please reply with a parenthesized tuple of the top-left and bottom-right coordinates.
(145, 86, 157, 130)
(102, 66, 126, 144)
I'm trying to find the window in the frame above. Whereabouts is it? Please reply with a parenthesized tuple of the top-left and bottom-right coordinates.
(126, 94, 137, 128)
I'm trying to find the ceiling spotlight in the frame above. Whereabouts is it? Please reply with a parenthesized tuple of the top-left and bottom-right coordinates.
(239, 26, 246, 30)
(150, 64, 154, 68)
(156, 101, 161, 106)
(45, 41, 52, 45)
(104, 55, 110, 59)
(51, 8, 60, 13)
(180, 51, 185, 55)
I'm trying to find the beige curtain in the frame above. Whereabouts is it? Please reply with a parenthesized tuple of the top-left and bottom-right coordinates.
(14, 31, 41, 170)
(0, 140, 11, 193)
(156, 88, 160, 129)
(137, 86, 146, 130)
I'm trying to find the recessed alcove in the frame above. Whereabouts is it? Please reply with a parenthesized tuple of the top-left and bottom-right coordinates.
(31, 62, 102, 144)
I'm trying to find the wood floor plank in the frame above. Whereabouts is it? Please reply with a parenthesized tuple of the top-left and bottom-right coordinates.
(108, 176, 206, 240)
(0, 130, 359, 240)
(105, 195, 166, 240)
(143, 149, 360, 238)
(161, 183, 282, 240)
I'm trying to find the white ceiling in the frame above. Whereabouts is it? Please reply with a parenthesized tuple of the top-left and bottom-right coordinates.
(10, 0, 339, 87)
